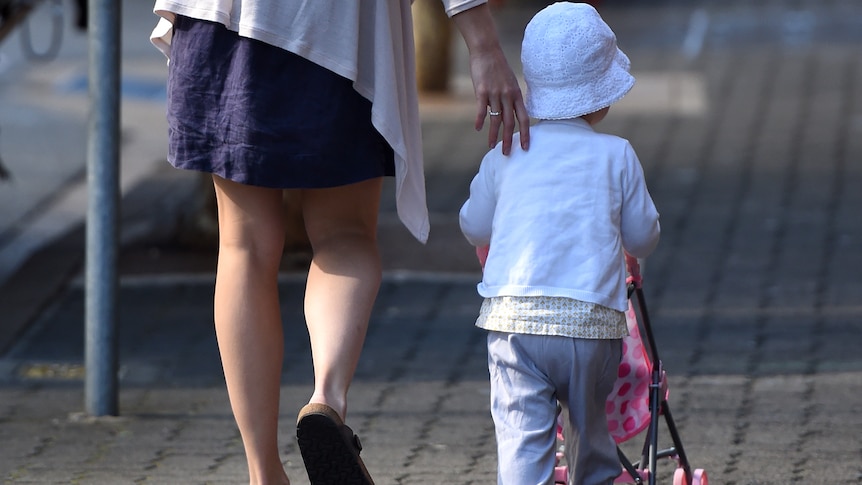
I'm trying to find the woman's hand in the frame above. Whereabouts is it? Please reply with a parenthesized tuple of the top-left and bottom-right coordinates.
(451, 3, 530, 155)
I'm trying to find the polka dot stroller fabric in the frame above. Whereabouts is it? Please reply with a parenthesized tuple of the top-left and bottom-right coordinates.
(606, 301, 652, 444)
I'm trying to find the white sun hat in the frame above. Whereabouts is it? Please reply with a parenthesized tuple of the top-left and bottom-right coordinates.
(521, 2, 635, 120)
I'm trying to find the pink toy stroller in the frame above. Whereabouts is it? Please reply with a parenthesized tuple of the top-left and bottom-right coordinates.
(553, 254, 708, 485)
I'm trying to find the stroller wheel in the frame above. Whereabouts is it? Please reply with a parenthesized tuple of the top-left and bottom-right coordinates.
(673, 468, 686, 485)
(672, 468, 708, 485)
(554, 465, 567, 484)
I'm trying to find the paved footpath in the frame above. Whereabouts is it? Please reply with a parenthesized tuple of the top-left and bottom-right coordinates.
(1, 1, 862, 484)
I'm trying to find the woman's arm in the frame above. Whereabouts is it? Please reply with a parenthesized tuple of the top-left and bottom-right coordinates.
(450, 3, 530, 155)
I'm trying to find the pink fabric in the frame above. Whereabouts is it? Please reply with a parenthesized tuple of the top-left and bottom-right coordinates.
(605, 301, 651, 443)
(476, 245, 490, 267)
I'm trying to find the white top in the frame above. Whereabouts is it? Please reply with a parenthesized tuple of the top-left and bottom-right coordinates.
(459, 118, 660, 312)
(150, 0, 485, 243)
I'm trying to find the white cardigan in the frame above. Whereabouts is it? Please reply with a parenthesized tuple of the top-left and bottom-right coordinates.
(150, 0, 485, 243)
(459, 118, 660, 312)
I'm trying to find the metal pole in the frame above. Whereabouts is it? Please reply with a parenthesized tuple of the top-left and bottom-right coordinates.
(85, 0, 121, 416)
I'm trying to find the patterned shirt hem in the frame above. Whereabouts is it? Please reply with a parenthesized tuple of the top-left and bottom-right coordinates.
(476, 295, 628, 339)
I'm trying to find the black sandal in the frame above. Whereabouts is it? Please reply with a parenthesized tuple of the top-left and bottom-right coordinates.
(296, 403, 375, 485)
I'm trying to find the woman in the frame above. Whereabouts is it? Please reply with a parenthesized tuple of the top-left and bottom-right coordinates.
(150, 1, 530, 483)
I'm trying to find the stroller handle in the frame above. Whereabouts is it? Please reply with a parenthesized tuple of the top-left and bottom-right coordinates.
(625, 253, 642, 288)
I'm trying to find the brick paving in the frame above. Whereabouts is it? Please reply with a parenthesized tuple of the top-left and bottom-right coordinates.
(1, 1, 861, 484)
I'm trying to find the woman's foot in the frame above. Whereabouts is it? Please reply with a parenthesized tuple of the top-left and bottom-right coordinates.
(296, 403, 374, 485)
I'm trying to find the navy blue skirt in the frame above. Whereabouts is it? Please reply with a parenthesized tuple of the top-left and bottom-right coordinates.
(166, 16, 395, 189)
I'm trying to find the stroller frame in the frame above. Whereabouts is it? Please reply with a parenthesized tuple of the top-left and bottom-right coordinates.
(555, 255, 708, 485)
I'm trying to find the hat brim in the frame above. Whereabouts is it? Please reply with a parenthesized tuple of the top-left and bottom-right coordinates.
(526, 48, 635, 120)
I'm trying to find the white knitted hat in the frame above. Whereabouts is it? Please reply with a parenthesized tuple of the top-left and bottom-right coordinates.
(521, 2, 635, 120)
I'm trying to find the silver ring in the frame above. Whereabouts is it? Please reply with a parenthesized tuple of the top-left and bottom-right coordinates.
(488, 110, 501, 116)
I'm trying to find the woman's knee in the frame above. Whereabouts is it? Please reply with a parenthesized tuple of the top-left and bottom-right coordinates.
(212, 176, 286, 265)
(301, 179, 383, 249)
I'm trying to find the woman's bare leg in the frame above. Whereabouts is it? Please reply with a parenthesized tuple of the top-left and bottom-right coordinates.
(212, 175, 290, 485)
(300, 178, 384, 420)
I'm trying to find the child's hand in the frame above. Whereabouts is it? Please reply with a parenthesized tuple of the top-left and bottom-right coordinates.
(476, 245, 490, 269)
(625, 252, 642, 287)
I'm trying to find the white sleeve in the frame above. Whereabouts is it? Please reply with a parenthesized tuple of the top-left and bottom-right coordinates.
(440, 0, 487, 17)
(459, 155, 497, 247)
(620, 143, 661, 258)
(149, 16, 174, 60)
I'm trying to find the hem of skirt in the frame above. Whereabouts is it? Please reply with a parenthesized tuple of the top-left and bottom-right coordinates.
(167, 160, 394, 190)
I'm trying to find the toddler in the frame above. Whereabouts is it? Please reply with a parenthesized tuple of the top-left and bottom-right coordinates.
(459, 3, 661, 484)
